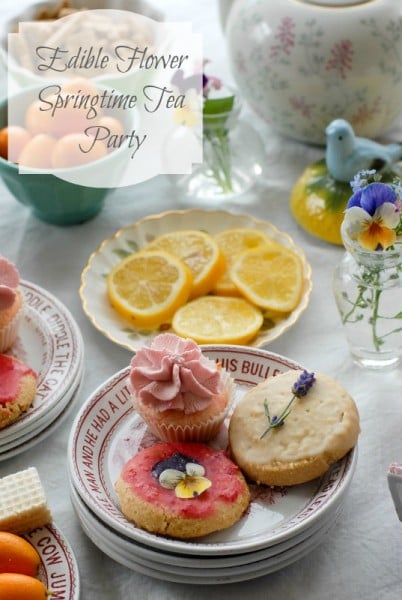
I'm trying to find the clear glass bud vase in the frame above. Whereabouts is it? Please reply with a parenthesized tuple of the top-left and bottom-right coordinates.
(171, 93, 264, 201)
(333, 224, 402, 369)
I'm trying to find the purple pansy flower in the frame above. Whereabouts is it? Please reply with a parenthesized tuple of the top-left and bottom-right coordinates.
(347, 182, 397, 215)
(344, 176, 401, 250)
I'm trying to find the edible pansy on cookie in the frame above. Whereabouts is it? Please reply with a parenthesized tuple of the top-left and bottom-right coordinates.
(115, 441, 250, 539)
(152, 451, 212, 499)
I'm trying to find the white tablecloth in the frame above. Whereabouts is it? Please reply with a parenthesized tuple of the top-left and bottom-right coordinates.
(0, 1, 401, 598)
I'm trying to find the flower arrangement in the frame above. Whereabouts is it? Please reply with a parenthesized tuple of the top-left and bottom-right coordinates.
(171, 63, 262, 199)
(170, 62, 262, 199)
(344, 169, 402, 250)
(202, 68, 236, 194)
(260, 370, 316, 439)
(336, 169, 402, 357)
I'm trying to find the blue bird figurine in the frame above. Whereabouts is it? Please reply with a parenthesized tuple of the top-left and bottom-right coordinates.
(325, 119, 402, 182)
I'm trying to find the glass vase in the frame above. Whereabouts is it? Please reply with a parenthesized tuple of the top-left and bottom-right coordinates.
(333, 224, 402, 369)
(171, 94, 264, 201)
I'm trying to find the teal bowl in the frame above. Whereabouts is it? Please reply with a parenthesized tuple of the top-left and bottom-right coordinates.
(0, 90, 113, 226)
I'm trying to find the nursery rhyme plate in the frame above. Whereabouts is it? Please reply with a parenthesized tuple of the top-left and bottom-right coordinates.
(68, 346, 356, 556)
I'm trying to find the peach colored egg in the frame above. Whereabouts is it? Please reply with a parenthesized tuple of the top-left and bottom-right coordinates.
(96, 116, 125, 141)
(53, 79, 103, 137)
(0, 127, 8, 160)
(25, 100, 56, 136)
(51, 133, 107, 168)
(43, 93, 93, 138)
(18, 134, 57, 168)
(5, 126, 32, 162)
(60, 77, 101, 97)
(25, 90, 98, 138)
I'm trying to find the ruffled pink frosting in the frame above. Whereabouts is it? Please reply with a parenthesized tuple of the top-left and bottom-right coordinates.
(129, 333, 222, 414)
(0, 257, 19, 311)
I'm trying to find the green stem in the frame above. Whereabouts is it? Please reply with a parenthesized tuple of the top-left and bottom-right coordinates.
(371, 288, 382, 351)
(260, 395, 296, 439)
(343, 265, 402, 351)
(341, 285, 366, 324)
(380, 326, 402, 339)
(204, 127, 233, 193)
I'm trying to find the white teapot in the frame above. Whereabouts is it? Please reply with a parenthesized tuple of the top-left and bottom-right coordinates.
(220, 0, 402, 144)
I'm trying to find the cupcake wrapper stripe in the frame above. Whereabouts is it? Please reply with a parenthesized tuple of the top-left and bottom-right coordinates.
(0, 309, 22, 353)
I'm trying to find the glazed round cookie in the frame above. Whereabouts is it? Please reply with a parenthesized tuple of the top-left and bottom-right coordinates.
(115, 441, 250, 539)
(229, 370, 360, 487)
(0, 354, 37, 429)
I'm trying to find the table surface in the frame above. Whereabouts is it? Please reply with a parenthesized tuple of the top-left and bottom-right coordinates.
(1, 1, 402, 599)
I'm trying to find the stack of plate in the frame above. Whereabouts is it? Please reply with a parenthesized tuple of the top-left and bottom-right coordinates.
(0, 281, 84, 460)
(67, 346, 357, 585)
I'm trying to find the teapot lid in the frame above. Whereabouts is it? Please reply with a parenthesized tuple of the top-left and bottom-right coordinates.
(301, 0, 372, 5)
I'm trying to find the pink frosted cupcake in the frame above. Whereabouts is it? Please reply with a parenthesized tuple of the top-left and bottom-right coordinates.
(129, 333, 234, 442)
(0, 257, 23, 353)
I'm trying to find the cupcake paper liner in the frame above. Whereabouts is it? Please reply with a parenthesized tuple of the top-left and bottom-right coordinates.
(135, 372, 235, 443)
(0, 307, 22, 353)
(144, 409, 228, 443)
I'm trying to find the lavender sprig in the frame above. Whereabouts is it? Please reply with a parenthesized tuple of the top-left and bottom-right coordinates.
(260, 370, 316, 439)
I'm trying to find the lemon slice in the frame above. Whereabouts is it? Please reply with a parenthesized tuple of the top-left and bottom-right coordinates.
(144, 230, 226, 298)
(213, 228, 279, 296)
(231, 245, 303, 312)
(106, 250, 193, 328)
(172, 296, 263, 345)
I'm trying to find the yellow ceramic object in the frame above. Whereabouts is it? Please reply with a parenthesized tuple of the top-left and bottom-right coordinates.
(290, 159, 351, 245)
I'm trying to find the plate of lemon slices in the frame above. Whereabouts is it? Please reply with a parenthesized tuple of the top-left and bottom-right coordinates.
(79, 209, 312, 351)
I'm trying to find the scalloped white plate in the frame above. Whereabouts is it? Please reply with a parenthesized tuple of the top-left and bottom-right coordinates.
(23, 523, 80, 599)
(68, 346, 357, 556)
(80, 209, 312, 352)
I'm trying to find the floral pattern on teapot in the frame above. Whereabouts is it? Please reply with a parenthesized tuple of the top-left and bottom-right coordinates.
(224, 0, 402, 144)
